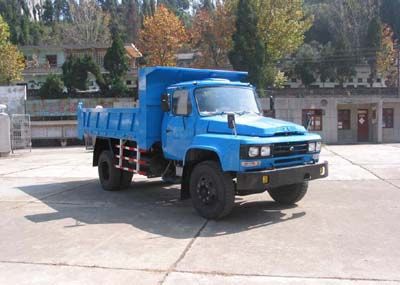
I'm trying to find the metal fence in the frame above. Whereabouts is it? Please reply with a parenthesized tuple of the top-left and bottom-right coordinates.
(11, 114, 32, 152)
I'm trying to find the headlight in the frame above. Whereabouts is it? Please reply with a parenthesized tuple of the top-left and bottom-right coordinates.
(308, 142, 316, 152)
(248, 147, 259, 157)
(260, 146, 271, 156)
(316, 141, 321, 152)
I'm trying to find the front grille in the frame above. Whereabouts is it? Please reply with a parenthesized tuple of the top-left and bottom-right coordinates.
(272, 141, 308, 157)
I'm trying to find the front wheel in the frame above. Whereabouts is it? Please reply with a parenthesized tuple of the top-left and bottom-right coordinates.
(189, 161, 235, 219)
(267, 182, 308, 205)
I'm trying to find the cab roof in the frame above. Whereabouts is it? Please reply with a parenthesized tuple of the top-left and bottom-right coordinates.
(169, 78, 252, 89)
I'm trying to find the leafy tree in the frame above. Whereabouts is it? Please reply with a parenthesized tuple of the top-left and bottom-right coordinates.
(303, 0, 378, 83)
(38, 74, 64, 98)
(191, 2, 234, 68)
(108, 78, 129, 97)
(142, 0, 156, 17)
(304, 3, 332, 45)
(0, 0, 41, 45)
(139, 5, 188, 66)
(157, 0, 190, 12)
(229, 0, 266, 88)
(333, 35, 356, 86)
(253, 0, 313, 61)
(0, 15, 25, 85)
(319, 42, 336, 86)
(54, 0, 70, 22)
(104, 34, 129, 89)
(294, 43, 318, 87)
(0, 14, 9, 45)
(62, 56, 88, 92)
(62, 55, 105, 93)
(380, 0, 400, 40)
(85, 57, 108, 93)
(157, 0, 190, 24)
(122, 0, 140, 42)
(366, 17, 382, 86)
(42, 0, 54, 25)
(199, 0, 214, 11)
(377, 25, 398, 87)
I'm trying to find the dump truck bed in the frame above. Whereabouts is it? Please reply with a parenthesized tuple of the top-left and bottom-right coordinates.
(78, 106, 139, 141)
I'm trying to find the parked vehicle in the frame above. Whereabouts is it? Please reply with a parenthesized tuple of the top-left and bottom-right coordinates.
(77, 67, 328, 219)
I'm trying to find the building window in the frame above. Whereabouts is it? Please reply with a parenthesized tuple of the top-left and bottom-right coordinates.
(291, 78, 297, 83)
(358, 78, 363, 83)
(46, 55, 57, 67)
(302, 109, 323, 131)
(349, 78, 354, 83)
(126, 80, 132, 85)
(338, 109, 351, 130)
(383, 108, 394, 128)
(377, 78, 382, 83)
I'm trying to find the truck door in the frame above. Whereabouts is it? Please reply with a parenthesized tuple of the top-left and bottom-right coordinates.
(163, 89, 195, 160)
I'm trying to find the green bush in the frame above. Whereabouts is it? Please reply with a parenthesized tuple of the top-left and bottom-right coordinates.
(38, 74, 64, 98)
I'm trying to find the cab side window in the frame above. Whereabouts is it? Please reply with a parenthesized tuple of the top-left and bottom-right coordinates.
(172, 89, 192, 116)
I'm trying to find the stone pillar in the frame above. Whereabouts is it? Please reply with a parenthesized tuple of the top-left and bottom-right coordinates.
(377, 100, 383, 143)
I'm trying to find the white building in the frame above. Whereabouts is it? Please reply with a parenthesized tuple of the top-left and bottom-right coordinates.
(260, 88, 400, 144)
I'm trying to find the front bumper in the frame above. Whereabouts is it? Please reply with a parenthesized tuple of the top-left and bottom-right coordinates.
(236, 161, 328, 194)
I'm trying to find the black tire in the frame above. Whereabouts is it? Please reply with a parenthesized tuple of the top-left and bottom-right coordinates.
(267, 182, 308, 205)
(98, 150, 122, 191)
(121, 172, 134, 188)
(189, 161, 235, 219)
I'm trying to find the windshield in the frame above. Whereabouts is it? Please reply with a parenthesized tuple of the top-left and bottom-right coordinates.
(195, 86, 261, 116)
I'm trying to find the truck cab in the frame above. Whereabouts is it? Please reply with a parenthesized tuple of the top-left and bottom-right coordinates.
(78, 67, 328, 219)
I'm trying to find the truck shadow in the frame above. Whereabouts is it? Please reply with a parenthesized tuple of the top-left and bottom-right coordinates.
(18, 179, 306, 239)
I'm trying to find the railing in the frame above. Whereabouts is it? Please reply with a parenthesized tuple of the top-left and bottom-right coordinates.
(23, 65, 62, 74)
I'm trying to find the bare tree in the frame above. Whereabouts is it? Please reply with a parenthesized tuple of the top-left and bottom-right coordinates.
(327, 0, 379, 50)
(62, 0, 111, 46)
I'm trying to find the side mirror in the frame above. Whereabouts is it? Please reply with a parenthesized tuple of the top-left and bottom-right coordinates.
(161, 93, 170, 112)
(227, 113, 237, 136)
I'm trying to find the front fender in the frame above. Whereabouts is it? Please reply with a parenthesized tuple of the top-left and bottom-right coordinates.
(186, 134, 241, 172)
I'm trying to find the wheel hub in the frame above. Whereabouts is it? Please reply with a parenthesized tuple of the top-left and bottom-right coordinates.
(197, 176, 216, 205)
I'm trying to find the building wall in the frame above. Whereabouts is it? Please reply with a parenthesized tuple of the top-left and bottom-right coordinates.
(285, 64, 387, 89)
(23, 47, 65, 67)
(260, 97, 337, 143)
(382, 102, 400, 142)
(337, 103, 379, 143)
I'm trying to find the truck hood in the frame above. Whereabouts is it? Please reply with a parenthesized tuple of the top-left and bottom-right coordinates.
(204, 114, 307, 137)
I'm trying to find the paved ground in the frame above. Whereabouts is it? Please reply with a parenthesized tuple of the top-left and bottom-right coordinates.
(1, 144, 400, 284)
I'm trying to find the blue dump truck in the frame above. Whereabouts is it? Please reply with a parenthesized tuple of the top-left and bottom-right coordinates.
(77, 67, 328, 219)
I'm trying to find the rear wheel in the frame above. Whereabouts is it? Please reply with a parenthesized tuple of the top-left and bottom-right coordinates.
(189, 161, 235, 219)
(98, 150, 132, 191)
(121, 172, 133, 188)
(267, 182, 308, 205)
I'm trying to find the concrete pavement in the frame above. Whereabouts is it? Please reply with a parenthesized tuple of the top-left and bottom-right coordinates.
(0, 145, 399, 284)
